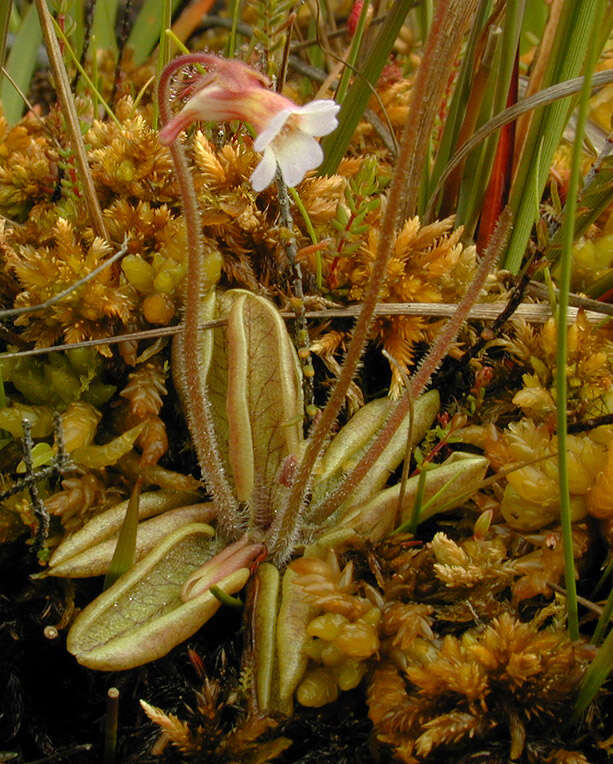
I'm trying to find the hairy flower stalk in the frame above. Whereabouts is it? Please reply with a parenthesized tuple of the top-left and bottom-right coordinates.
(267, 0, 480, 562)
(158, 53, 338, 539)
(158, 56, 239, 535)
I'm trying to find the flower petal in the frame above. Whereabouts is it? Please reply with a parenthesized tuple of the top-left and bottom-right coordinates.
(274, 130, 324, 187)
(294, 100, 340, 137)
(250, 146, 278, 191)
(254, 108, 292, 151)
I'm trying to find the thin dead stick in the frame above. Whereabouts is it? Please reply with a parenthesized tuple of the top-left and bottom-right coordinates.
(1, 300, 609, 362)
(0, 323, 217, 360)
(548, 581, 604, 618)
(527, 281, 613, 316)
(22, 418, 50, 550)
(34, 0, 108, 241)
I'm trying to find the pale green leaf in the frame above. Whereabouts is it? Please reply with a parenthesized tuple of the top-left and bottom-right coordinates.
(67, 523, 249, 671)
(340, 453, 489, 542)
(312, 389, 440, 513)
(224, 291, 303, 512)
(47, 503, 215, 579)
(48, 489, 200, 570)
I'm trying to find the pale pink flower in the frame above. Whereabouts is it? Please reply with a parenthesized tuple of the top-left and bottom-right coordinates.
(159, 54, 339, 191)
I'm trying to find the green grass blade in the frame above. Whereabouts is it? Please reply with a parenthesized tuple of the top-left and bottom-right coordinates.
(504, 1, 611, 272)
(63, 0, 85, 61)
(152, 0, 174, 129)
(592, 583, 613, 645)
(91, 0, 119, 55)
(225, 0, 241, 59)
(417, 0, 434, 39)
(104, 480, 142, 590)
(318, 0, 414, 176)
(573, 625, 613, 721)
(156, 0, 173, 71)
(455, 25, 501, 227)
(457, 0, 524, 236)
(405, 467, 427, 535)
(0, 0, 11, 95)
(0, 2, 42, 125)
(127, 0, 181, 66)
(520, 0, 548, 55)
(0, 363, 6, 409)
(426, 69, 613, 219)
(555, 0, 605, 643)
(427, 0, 491, 218)
(507, 2, 572, 233)
(335, 0, 370, 105)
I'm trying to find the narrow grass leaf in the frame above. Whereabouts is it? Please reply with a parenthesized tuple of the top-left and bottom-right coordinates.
(335, 0, 370, 105)
(128, 0, 182, 66)
(555, 0, 605, 642)
(104, 480, 142, 589)
(91, 0, 119, 55)
(504, 1, 611, 272)
(592, 583, 613, 646)
(225, 0, 241, 59)
(0, 3, 41, 125)
(63, 0, 85, 61)
(0, 0, 11, 94)
(318, 0, 413, 176)
(427, 0, 491, 216)
(406, 466, 427, 535)
(573, 626, 613, 720)
(426, 69, 613, 222)
(458, 0, 524, 236)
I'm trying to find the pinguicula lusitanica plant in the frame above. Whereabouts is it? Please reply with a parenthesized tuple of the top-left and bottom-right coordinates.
(58, 0, 506, 712)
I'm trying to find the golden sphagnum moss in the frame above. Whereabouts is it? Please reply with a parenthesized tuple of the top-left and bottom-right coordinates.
(368, 611, 594, 763)
(363, 521, 597, 763)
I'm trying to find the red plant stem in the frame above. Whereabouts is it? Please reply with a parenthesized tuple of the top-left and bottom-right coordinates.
(268, 0, 480, 562)
(441, 20, 501, 216)
(158, 55, 239, 536)
(477, 53, 518, 252)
